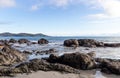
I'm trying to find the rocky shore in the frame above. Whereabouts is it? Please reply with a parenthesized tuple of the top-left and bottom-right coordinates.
(0, 38, 120, 77)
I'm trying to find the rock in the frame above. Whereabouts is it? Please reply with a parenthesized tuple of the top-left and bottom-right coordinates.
(0, 40, 9, 46)
(96, 58, 120, 75)
(0, 59, 80, 76)
(9, 39, 17, 43)
(104, 43, 120, 47)
(64, 39, 79, 47)
(87, 51, 96, 57)
(36, 48, 57, 55)
(23, 51, 32, 55)
(0, 46, 26, 65)
(18, 39, 30, 44)
(63, 39, 120, 48)
(78, 39, 104, 47)
(38, 38, 49, 44)
(47, 52, 96, 70)
(31, 42, 37, 44)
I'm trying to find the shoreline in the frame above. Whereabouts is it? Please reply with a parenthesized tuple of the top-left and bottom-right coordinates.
(2, 70, 120, 78)
(0, 38, 120, 77)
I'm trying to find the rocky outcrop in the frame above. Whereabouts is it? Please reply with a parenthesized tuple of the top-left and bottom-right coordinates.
(38, 38, 49, 44)
(0, 59, 80, 76)
(47, 52, 97, 70)
(0, 46, 26, 65)
(18, 39, 30, 44)
(64, 39, 79, 47)
(78, 39, 104, 47)
(104, 43, 120, 47)
(64, 39, 120, 47)
(9, 39, 17, 43)
(96, 58, 120, 74)
(0, 40, 9, 46)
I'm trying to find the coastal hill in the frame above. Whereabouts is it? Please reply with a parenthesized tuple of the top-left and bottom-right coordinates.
(0, 32, 48, 37)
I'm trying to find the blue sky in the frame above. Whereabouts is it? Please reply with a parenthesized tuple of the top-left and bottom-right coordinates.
(0, 0, 120, 36)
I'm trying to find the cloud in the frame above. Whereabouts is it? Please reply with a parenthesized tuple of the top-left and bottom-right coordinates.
(30, 0, 120, 19)
(87, 0, 120, 19)
(30, 0, 74, 10)
(0, 0, 16, 8)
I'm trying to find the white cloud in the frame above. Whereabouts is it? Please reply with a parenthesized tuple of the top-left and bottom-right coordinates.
(87, 0, 120, 19)
(30, 0, 120, 19)
(0, 0, 16, 8)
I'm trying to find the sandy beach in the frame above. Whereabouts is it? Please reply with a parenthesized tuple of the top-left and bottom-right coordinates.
(1, 70, 120, 78)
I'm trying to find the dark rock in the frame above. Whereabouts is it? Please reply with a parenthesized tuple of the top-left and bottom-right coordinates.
(96, 58, 120, 75)
(18, 39, 30, 44)
(31, 42, 37, 44)
(104, 43, 120, 47)
(0, 59, 80, 76)
(36, 48, 57, 55)
(9, 39, 17, 43)
(38, 38, 49, 44)
(23, 51, 32, 55)
(64, 39, 79, 47)
(0, 40, 9, 46)
(47, 52, 96, 70)
(78, 39, 104, 47)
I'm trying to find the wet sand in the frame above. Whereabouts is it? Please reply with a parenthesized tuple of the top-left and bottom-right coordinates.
(1, 70, 120, 78)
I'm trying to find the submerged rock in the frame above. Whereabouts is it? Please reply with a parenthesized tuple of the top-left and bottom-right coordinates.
(0, 46, 26, 65)
(38, 38, 49, 44)
(23, 50, 32, 55)
(36, 48, 57, 55)
(47, 52, 97, 70)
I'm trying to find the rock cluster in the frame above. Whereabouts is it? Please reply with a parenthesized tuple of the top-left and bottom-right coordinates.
(64, 39, 120, 47)
(0, 59, 80, 76)
(0, 38, 49, 45)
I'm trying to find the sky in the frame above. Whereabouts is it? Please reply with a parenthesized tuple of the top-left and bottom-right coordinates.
(0, 0, 120, 36)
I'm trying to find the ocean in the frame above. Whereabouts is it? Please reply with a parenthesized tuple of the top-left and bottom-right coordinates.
(1, 36, 120, 60)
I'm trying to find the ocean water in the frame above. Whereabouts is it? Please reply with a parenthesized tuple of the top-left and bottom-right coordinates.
(1, 36, 120, 59)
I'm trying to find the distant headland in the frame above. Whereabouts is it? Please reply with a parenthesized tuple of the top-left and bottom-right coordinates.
(0, 32, 48, 37)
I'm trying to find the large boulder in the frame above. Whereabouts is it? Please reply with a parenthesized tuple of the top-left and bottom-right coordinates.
(38, 38, 49, 44)
(48, 52, 96, 70)
(64, 39, 79, 47)
(18, 39, 30, 44)
(0, 46, 26, 65)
